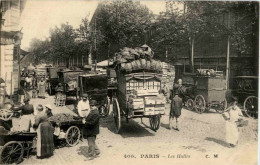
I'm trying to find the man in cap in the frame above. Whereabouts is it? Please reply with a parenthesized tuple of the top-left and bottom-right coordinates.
(169, 91, 183, 131)
(77, 94, 90, 118)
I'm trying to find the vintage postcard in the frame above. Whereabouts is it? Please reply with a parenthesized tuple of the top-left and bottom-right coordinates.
(0, 0, 258, 165)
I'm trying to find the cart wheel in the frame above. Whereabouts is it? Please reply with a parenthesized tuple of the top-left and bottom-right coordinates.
(216, 99, 227, 114)
(0, 141, 24, 164)
(244, 96, 258, 119)
(186, 99, 194, 111)
(99, 97, 110, 117)
(149, 115, 160, 132)
(113, 98, 121, 134)
(0, 109, 13, 121)
(65, 126, 81, 147)
(194, 95, 206, 114)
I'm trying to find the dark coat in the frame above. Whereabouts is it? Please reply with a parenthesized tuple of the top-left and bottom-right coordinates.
(170, 95, 183, 117)
(83, 109, 100, 137)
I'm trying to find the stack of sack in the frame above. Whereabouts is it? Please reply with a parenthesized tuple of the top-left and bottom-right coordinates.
(114, 45, 162, 73)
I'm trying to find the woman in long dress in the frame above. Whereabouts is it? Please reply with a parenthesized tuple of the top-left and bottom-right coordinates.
(38, 78, 46, 98)
(33, 105, 54, 158)
(223, 97, 243, 147)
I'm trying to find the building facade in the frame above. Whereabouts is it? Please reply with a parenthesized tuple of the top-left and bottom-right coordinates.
(0, 0, 26, 95)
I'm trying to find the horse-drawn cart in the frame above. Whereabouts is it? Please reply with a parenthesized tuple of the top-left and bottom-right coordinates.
(57, 69, 83, 99)
(231, 76, 258, 118)
(112, 58, 166, 133)
(193, 76, 227, 113)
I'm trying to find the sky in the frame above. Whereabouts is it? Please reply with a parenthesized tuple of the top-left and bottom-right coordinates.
(19, 0, 167, 51)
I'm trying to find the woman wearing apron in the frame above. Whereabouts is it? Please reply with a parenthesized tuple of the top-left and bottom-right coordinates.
(33, 105, 54, 158)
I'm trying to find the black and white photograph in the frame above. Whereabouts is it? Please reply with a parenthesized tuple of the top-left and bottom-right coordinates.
(0, 0, 258, 164)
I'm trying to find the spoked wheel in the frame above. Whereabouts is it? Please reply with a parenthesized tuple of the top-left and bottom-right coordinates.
(113, 98, 121, 134)
(244, 96, 258, 119)
(0, 141, 24, 164)
(186, 99, 194, 111)
(65, 126, 81, 147)
(194, 95, 206, 114)
(149, 115, 160, 132)
(0, 109, 13, 121)
(216, 99, 227, 114)
(99, 97, 110, 117)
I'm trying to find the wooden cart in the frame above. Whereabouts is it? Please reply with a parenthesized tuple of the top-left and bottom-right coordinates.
(46, 67, 60, 95)
(0, 132, 37, 164)
(230, 76, 258, 118)
(0, 109, 84, 164)
(193, 76, 227, 113)
(48, 117, 83, 147)
(57, 69, 83, 99)
(112, 70, 166, 133)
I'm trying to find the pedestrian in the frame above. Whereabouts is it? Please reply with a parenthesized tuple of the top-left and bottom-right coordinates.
(33, 104, 54, 158)
(223, 96, 243, 147)
(38, 78, 46, 99)
(84, 107, 100, 160)
(77, 94, 100, 160)
(77, 94, 90, 118)
(169, 91, 183, 131)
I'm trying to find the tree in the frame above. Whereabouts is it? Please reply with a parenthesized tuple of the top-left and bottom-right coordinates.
(50, 23, 77, 67)
(92, 1, 154, 61)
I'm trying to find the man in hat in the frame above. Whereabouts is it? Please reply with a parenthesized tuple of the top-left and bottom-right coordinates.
(45, 104, 53, 118)
(169, 91, 183, 131)
(77, 94, 90, 118)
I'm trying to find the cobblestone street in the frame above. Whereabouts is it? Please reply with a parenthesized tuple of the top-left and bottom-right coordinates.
(20, 95, 258, 165)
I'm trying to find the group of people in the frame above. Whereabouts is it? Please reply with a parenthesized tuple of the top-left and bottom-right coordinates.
(169, 78, 244, 148)
(11, 98, 54, 158)
(18, 77, 47, 104)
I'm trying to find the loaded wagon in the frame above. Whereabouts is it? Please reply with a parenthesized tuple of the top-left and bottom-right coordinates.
(230, 76, 258, 118)
(57, 69, 83, 99)
(193, 75, 227, 113)
(46, 67, 60, 95)
(112, 58, 166, 133)
(78, 73, 110, 116)
(0, 109, 84, 164)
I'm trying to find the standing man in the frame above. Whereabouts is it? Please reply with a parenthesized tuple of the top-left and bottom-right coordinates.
(77, 94, 100, 160)
(77, 94, 90, 118)
(169, 91, 183, 131)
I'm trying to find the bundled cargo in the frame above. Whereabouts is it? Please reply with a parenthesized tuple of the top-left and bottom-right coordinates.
(114, 45, 162, 73)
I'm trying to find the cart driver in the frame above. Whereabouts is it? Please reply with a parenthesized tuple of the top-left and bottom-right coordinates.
(77, 94, 90, 118)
